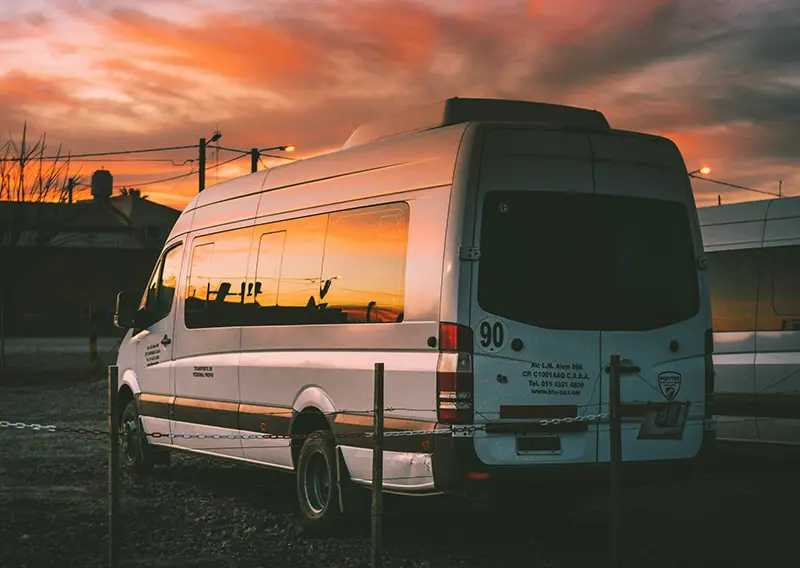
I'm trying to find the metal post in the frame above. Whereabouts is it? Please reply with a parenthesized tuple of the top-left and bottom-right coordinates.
(108, 365, 120, 568)
(371, 363, 385, 568)
(609, 353, 622, 568)
(250, 148, 259, 173)
(198, 137, 206, 192)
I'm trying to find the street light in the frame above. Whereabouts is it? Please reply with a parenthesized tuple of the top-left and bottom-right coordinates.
(688, 165, 711, 177)
(688, 164, 780, 200)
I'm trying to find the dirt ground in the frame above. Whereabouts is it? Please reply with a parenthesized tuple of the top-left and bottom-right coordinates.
(1, 375, 798, 568)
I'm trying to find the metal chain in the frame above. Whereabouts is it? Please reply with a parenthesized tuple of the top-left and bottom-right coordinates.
(537, 412, 610, 426)
(2, 414, 610, 440)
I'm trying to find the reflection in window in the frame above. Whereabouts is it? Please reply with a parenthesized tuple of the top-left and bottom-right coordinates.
(184, 227, 253, 329)
(271, 215, 328, 324)
(706, 249, 762, 332)
(248, 231, 287, 325)
(320, 203, 409, 323)
(158, 245, 183, 317)
(772, 245, 800, 316)
(185, 243, 214, 315)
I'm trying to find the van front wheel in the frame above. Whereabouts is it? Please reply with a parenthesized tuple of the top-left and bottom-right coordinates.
(119, 398, 166, 472)
(296, 431, 346, 533)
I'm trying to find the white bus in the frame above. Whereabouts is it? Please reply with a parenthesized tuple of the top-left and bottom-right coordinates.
(114, 97, 714, 531)
(699, 196, 800, 447)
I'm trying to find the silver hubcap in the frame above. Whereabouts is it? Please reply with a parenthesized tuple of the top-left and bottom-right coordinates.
(120, 416, 139, 463)
(304, 451, 331, 514)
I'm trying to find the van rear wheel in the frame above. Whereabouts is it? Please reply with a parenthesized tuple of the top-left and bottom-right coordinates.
(296, 430, 354, 534)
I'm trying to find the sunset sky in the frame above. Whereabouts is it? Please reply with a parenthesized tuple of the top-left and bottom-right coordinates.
(1, 0, 798, 210)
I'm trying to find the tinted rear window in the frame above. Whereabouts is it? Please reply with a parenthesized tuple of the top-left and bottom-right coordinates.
(478, 191, 700, 331)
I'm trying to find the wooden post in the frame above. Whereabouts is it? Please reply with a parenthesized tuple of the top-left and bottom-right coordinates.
(198, 137, 206, 192)
(371, 363, 385, 568)
(609, 354, 622, 568)
(108, 365, 120, 568)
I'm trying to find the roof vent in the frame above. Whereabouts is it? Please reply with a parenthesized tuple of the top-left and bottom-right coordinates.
(342, 97, 610, 149)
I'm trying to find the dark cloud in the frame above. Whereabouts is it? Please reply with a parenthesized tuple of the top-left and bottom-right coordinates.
(1, 0, 799, 205)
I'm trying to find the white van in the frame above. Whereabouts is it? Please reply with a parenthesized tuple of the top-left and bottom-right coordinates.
(699, 196, 800, 446)
(114, 97, 714, 530)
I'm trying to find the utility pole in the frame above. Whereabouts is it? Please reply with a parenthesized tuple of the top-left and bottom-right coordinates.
(779, 180, 783, 198)
(198, 137, 206, 193)
(67, 177, 75, 204)
(250, 148, 259, 174)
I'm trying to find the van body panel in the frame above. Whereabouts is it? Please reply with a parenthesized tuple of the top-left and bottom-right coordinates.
(700, 194, 800, 446)
(260, 124, 467, 206)
(591, 137, 708, 461)
(468, 128, 600, 467)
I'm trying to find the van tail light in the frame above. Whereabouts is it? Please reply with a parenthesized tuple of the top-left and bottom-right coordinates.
(437, 322, 474, 424)
(705, 328, 714, 418)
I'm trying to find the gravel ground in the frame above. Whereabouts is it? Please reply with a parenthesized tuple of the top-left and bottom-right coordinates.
(1, 375, 799, 568)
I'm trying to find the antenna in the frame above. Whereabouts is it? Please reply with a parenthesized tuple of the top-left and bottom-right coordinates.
(213, 125, 221, 185)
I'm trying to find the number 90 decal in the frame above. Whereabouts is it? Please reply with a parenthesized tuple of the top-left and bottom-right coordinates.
(476, 317, 508, 353)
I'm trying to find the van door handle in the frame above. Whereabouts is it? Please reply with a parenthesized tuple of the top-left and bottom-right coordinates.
(604, 362, 641, 374)
(160, 334, 172, 347)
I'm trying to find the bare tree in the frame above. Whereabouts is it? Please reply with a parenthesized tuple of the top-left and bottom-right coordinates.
(0, 122, 82, 373)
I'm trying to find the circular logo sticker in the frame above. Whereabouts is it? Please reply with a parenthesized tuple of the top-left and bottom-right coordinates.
(475, 316, 508, 353)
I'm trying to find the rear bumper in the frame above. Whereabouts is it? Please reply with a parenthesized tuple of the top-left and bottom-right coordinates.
(431, 427, 716, 495)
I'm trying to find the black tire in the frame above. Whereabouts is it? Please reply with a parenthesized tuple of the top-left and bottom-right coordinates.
(119, 398, 163, 473)
(296, 430, 354, 534)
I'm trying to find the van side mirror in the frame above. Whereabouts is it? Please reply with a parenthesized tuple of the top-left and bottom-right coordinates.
(114, 290, 140, 329)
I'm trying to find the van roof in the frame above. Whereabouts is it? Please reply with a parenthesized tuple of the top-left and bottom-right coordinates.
(342, 97, 611, 149)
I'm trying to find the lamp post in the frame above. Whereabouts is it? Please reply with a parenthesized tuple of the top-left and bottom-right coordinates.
(199, 130, 222, 192)
(250, 145, 296, 173)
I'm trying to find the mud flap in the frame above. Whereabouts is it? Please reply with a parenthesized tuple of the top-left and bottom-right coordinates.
(335, 446, 346, 514)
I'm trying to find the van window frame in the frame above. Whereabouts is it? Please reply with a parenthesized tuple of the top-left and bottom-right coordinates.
(138, 241, 184, 331)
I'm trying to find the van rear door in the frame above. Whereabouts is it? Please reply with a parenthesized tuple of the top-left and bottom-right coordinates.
(468, 128, 707, 467)
(468, 129, 603, 467)
(590, 134, 706, 462)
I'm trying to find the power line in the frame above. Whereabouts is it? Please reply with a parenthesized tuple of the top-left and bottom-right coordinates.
(690, 174, 780, 197)
(260, 152, 299, 162)
(66, 158, 195, 166)
(107, 154, 246, 190)
(0, 144, 199, 162)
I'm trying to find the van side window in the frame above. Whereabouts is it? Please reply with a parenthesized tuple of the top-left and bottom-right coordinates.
(185, 243, 215, 318)
(249, 231, 287, 325)
(771, 245, 800, 317)
(142, 244, 184, 324)
(184, 227, 253, 329)
(320, 203, 409, 323)
(252, 215, 329, 325)
(706, 248, 762, 332)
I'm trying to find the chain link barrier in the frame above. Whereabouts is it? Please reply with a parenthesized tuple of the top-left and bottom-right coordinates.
(2, 413, 614, 440)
